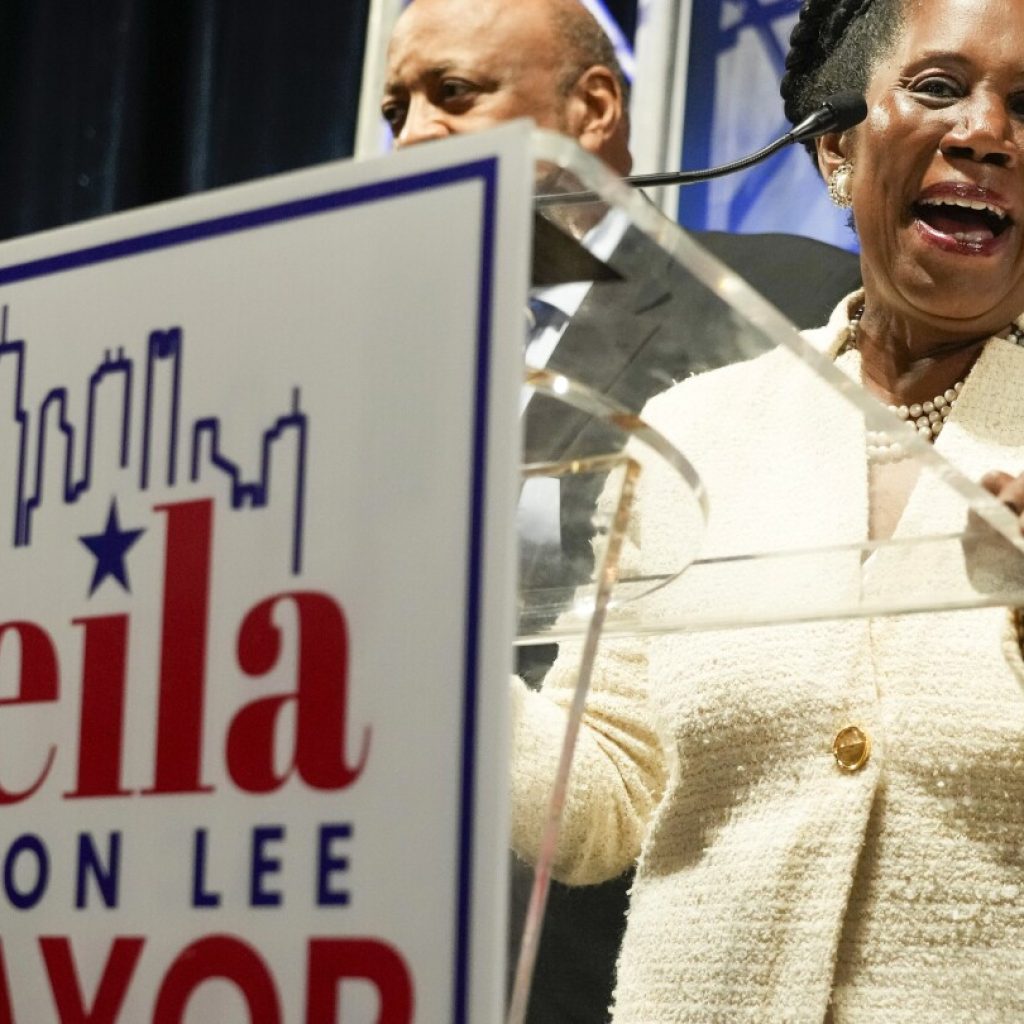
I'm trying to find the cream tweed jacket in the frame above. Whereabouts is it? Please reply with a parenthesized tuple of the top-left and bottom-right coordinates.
(511, 296, 1024, 1023)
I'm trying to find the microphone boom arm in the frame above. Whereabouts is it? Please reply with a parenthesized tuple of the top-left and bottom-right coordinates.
(534, 91, 866, 208)
(534, 132, 793, 207)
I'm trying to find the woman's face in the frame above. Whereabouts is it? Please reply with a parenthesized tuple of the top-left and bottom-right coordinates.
(846, 0, 1024, 334)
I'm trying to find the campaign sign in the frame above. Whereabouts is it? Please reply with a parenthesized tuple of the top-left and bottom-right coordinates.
(0, 123, 529, 1022)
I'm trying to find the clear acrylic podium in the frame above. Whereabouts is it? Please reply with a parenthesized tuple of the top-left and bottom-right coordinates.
(509, 132, 1024, 1023)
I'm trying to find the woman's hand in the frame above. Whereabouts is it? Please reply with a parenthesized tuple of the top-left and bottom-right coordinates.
(959, 472, 1024, 594)
(981, 471, 1024, 532)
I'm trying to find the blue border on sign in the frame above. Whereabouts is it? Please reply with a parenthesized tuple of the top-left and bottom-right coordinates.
(0, 156, 500, 1024)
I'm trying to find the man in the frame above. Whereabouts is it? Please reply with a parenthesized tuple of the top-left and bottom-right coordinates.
(383, 0, 633, 175)
(383, 4, 862, 1023)
(382, 0, 860, 328)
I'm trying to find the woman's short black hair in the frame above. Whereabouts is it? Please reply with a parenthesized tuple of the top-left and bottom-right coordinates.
(780, 0, 906, 162)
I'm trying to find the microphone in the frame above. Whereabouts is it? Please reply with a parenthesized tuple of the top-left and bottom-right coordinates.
(787, 90, 867, 143)
(535, 91, 867, 206)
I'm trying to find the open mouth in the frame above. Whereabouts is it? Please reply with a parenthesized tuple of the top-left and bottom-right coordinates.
(912, 196, 1013, 246)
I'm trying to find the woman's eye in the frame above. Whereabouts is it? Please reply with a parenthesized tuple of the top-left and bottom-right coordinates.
(912, 76, 961, 99)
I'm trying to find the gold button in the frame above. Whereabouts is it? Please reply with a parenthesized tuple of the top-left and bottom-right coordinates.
(832, 725, 871, 772)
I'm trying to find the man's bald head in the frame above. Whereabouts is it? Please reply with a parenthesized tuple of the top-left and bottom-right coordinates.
(382, 0, 632, 174)
(547, 0, 630, 109)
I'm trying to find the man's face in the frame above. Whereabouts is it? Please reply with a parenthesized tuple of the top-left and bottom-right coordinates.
(382, 0, 572, 148)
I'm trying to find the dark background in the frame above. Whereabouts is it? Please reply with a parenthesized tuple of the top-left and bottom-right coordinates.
(601, 0, 637, 41)
(0, 0, 638, 243)
(0, 1, 371, 241)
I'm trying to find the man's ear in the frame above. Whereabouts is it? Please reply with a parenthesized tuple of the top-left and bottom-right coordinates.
(566, 65, 630, 174)
(816, 130, 852, 181)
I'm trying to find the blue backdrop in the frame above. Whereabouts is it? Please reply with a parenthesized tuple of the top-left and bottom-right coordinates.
(677, 0, 858, 249)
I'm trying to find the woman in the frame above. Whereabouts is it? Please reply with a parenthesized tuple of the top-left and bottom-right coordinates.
(512, 0, 1024, 1020)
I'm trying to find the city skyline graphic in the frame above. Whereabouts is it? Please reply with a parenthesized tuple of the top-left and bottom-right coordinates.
(0, 306, 308, 575)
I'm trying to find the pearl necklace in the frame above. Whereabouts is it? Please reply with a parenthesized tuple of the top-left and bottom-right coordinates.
(845, 305, 1024, 462)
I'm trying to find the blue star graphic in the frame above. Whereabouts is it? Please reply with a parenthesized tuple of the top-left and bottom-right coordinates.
(79, 499, 145, 596)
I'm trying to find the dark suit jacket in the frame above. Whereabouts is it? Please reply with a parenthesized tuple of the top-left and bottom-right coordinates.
(525, 228, 861, 460)
(512, 229, 861, 1024)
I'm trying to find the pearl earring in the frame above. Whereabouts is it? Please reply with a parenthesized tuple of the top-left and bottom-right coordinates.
(828, 161, 854, 209)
